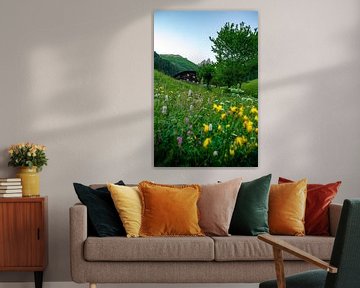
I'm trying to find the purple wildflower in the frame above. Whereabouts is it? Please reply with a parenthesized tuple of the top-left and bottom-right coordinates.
(177, 136, 183, 147)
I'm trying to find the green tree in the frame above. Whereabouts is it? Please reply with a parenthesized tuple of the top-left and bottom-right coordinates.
(210, 22, 258, 87)
(213, 61, 246, 87)
(198, 62, 215, 87)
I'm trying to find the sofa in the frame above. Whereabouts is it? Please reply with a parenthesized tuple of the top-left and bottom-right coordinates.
(70, 201, 342, 287)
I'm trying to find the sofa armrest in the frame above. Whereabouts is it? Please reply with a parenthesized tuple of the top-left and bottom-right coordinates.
(329, 203, 342, 237)
(69, 203, 88, 283)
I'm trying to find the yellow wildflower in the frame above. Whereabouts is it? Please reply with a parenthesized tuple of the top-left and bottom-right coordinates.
(243, 115, 249, 121)
(255, 128, 258, 133)
(203, 138, 211, 149)
(229, 148, 235, 156)
(203, 124, 209, 133)
(254, 115, 258, 122)
(235, 136, 247, 146)
(217, 124, 222, 131)
(213, 104, 223, 112)
(250, 107, 258, 114)
(245, 121, 253, 133)
(230, 106, 237, 113)
(221, 113, 226, 120)
(238, 106, 244, 117)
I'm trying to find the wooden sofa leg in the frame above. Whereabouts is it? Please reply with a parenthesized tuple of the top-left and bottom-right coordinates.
(89, 283, 96, 288)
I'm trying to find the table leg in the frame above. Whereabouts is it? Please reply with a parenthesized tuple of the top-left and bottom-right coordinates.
(34, 271, 43, 288)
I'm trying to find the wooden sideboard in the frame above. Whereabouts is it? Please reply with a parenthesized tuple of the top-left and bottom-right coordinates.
(0, 197, 47, 288)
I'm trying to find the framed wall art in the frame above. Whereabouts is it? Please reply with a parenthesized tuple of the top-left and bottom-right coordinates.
(154, 10, 258, 167)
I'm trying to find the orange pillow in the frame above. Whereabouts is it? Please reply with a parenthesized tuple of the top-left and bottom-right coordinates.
(278, 177, 341, 236)
(269, 179, 307, 236)
(138, 181, 204, 236)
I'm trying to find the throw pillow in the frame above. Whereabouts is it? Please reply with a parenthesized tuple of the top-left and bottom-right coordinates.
(279, 177, 341, 236)
(269, 179, 307, 236)
(138, 181, 203, 237)
(73, 181, 126, 237)
(198, 177, 242, 236)
(107, 183, 142, 238)
(229, 174, 272, 236)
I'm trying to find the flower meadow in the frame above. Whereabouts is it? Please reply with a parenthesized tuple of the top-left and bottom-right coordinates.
(154, 70, 258, 167)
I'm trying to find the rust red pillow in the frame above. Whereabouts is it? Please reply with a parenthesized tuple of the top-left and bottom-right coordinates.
(278, 177, 341, 236)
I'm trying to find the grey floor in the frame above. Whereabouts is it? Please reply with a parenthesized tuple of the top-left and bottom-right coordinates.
(0, 283, 259, 288)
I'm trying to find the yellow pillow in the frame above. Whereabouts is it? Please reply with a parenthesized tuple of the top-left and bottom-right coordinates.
(138, 181, 204, 237)
(107, 183, 142, 238)
(269, 179, 307, 236)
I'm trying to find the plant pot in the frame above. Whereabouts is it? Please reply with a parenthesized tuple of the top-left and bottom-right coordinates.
(16, 167, 40, 197)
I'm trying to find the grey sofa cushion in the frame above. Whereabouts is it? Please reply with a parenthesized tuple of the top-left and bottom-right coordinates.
(212, 236, 334, 261)
(84, 236, 214, 261)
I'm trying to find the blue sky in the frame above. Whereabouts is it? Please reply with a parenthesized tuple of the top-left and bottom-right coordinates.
(154, 10, 258, 64)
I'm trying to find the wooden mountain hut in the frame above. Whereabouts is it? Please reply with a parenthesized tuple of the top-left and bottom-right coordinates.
(173, 70, 198, 83)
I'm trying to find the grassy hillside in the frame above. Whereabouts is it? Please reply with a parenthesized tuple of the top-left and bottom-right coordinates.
(154, 70, 258, 167)
(160, 54, 199, 73)
(241, 79, 258, 97)
(154, 52, 179, 76)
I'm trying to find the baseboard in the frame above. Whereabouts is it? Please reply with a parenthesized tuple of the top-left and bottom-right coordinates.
(0, 282, 259, 288)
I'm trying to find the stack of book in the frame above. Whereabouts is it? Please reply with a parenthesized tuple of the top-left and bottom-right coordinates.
(0, 178, 22, 197)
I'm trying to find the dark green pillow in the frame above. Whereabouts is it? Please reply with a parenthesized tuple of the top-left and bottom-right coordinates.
(73, 181, 126, 237)
(229, 174, 272, 236)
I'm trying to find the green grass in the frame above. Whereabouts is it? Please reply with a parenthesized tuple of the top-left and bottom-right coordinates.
(241, 79, 258, 97)
(154, 70, 258, 167)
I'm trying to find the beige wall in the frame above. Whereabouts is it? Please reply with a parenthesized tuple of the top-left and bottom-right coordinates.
(0, 0, 359, 282)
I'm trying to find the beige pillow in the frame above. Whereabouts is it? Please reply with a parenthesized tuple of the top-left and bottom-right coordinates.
(198, 178, 242, 236)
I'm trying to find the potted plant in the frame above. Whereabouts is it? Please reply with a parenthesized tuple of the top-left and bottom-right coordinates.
(8, 143, 48, 197)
